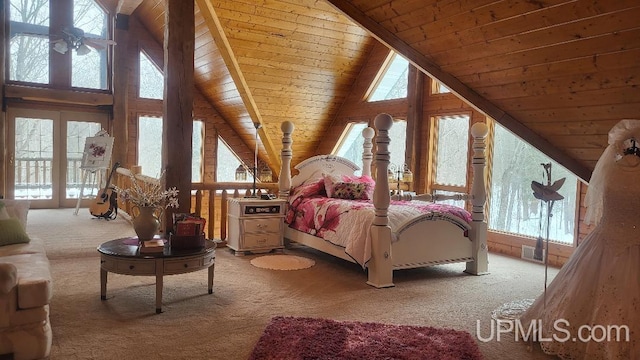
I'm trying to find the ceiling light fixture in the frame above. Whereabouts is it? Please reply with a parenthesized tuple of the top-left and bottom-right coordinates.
(51, 26, 115, 56)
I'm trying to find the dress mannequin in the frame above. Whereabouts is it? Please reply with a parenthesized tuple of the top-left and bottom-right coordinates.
(519, 119, 640, 359)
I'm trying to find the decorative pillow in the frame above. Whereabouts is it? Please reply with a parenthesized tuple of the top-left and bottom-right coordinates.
(0, 206, 10, 220)
(0, 200, 30, 230)
(332, 182, 372, 200)
(291, 178, 326, 200)
(0, 218, 31, 246)
(323, 174, 341, 198)
(344, 174, 375, 184)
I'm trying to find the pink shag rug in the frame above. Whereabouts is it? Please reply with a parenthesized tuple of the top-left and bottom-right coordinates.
(249, 316, 483, 360)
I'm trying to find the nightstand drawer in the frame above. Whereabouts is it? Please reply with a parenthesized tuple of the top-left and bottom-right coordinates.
(243, 232, 282, 249)
(243, 218, 282, 233)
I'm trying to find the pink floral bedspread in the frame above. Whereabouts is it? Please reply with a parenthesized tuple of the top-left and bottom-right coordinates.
(286, 182, 472, 268)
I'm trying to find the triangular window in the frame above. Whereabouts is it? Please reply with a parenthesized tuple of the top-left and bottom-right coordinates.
(139, 51, 163, 99)
(333, 120, 407, 176)
(367, 53, 409, 102)
(217, 137, 253, 182)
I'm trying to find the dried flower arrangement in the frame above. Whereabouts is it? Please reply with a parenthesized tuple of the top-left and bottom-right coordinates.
(114, 171, 179, 209)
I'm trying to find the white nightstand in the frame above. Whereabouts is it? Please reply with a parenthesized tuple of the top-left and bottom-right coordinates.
(227, 198, 286, 256)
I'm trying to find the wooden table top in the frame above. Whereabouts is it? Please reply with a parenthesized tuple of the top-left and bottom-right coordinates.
(97, 236, 216, 259)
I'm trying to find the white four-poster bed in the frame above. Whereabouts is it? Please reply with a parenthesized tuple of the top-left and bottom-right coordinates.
(277, 113, 489, 288)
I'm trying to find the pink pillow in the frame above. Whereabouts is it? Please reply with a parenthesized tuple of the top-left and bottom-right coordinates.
(341, 174, 375, 186)
(292, 178, 326, 199)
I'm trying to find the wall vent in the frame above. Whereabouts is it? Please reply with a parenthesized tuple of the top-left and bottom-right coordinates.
(521, 245, 545, 264)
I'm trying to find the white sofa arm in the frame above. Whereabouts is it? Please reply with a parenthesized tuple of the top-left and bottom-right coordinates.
(0, 263, 18, 294)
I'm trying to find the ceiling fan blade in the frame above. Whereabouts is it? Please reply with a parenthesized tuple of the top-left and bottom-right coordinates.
(84, 38, 117, 50)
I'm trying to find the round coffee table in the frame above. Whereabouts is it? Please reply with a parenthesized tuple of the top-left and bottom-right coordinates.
(98, 237, 216, 313)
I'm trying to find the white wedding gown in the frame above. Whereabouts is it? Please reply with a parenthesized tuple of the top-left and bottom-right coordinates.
(519, 138, 640, 359)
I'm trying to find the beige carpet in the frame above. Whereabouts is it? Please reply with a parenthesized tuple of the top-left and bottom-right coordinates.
(28, 209, 559, 359)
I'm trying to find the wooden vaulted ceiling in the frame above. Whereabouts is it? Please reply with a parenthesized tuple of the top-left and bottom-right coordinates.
(107, 0, 640, 181)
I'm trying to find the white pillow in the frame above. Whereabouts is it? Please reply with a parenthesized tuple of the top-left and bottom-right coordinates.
(0, 200, 30, 230)
(0, 206, 9, 220)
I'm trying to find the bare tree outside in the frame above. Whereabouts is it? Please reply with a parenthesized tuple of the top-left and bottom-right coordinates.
(72, 0, 109, 89)
(489, 123, 578, 244)
(434, 115, 469, 187)
(9, 0, 50, 83)
(139, 51, 164, 99)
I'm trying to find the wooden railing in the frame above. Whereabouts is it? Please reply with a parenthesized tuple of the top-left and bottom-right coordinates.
(14, 157, 88, 199)
(191, 183, 279, 240)
(114, 168, 279, 241)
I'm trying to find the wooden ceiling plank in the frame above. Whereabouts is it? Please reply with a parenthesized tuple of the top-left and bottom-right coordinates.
(460, 48, 640, 88)
(514, 103, 640, 124)
(369, 0, 500, 35)
(494, 85, 640, 111)
(116, 0, 144, 15)
(475, 67, 640, 100)
(433, 6, 640, 67)
(392, 0, 571, 45)
(325, 0, 591, 181)
(422, 0, 640, 55)
(442, 28, 640, 77)
(195, 0, 281, 167)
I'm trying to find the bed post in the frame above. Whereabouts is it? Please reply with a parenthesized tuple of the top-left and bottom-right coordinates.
(465, 122, 490, 275)
(279, 121, 295, 199)
(361, 127, 375, 177)
(368, 114, 394, 288)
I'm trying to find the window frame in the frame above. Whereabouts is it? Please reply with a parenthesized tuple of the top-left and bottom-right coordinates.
(364, 51, 409, 103)
(138, 49, 164, 100)
(6, 0, 113, 92)
(430, 80, 452, 96)
(486, 119, 580, 247)
(428, 113, 471, 196)
(216, 136, 253, 183)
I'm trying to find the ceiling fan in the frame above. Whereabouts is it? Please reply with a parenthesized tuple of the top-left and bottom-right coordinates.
(51, 26, 116, 55)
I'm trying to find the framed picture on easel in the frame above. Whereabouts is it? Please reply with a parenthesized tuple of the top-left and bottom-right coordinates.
(81, 135, 114, 169)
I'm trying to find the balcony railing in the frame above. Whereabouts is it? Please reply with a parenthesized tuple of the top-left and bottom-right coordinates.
(114, 168, 279, 241)
(14, 157, 97, 199)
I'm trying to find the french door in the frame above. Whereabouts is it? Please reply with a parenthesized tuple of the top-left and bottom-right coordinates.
(6, 108, 109, 208)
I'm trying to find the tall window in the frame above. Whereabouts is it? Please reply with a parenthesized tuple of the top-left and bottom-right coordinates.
(192, 120, 203, 182)
(217, 137, 252, 182)
(430, 115, 469, 207)
(9, 0, 50, 84)
(489, 123, 577, 244)
(368, 53, 409, 102)
(138, 116, 163, 177)
(139, 51, 164, 99)
(334, 121, 407, 176)
(71, 0, 109, 89)
(334, 123, 368, 175)
(137, 116, 203, 182)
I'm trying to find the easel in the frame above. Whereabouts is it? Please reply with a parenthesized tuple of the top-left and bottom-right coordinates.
(73, 130, 114, 215)
(73, 167, 107, 215)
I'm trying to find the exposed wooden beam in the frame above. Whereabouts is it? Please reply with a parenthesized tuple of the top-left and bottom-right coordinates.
(325, 0, 591, 182)
(4, 84, 113, 106)
(111, 14, 131, 168)
(116, 0, 143, 15)
(195, 0, 280, 167)
(163, 0, 194, 224)
(0, 0, 7, 197)
(406, 65, 424, 192)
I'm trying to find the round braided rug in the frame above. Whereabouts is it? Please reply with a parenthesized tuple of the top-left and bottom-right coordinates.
(250, 255, 315, 271)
